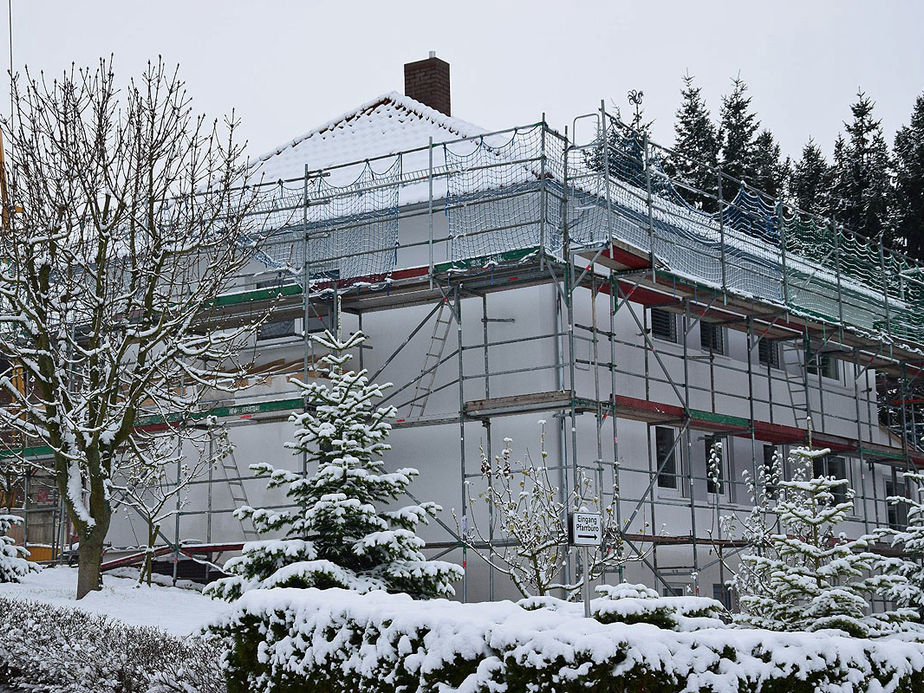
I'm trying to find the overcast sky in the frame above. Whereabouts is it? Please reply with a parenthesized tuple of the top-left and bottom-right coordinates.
(4, 1, 923, 163)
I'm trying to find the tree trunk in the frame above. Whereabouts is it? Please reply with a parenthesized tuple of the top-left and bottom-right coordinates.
(76, 516, 110, 600)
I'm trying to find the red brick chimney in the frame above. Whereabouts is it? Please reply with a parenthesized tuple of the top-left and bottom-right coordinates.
(404, 52, 451, 116)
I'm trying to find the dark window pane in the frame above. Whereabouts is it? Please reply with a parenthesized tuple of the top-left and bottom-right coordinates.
(701, 323, 725, 354)
(650, 309, 677, 343)
(656, 427, 677, 489)
(758, 340, 780, 368)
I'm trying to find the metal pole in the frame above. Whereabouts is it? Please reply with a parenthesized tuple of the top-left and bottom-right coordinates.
(717, 168, 726, 292)
(777, 202, 790, 310)
(832, 222, 845, 331)
(455, 284, 467, 602)
(302, 163, 311, 477)
(482, 294, 494, 599)
(583, 545, 591, 618)
(206, 429, 214, 544)
(428, 137, 435, 289)
(682, 300, 698, 593)
(609, 275, 623, 582)
(643, 134, 655, 283)
(539, 119, 547, 269)
(852, 348, 870, 534)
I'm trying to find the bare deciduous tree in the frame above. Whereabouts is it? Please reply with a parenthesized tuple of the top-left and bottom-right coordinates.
(0, 58, 267, 598)
(110, 420, 231, 586)
(458, 424, 635, 599)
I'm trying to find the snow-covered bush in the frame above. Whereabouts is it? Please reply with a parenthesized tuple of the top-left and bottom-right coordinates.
(206, 331, 462, 601)
(211, 586, 924, 693)
(592, 583, 727, 630)
(518, 583, 726, 631)
(728, 445, 916, 636)
(0, 596, 223, 692)
(0, 514, 37, 583)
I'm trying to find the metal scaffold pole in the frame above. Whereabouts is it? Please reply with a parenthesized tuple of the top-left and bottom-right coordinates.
(454, 283, 467, 602)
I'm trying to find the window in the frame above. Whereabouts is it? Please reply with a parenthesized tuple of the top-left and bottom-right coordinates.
(256, 277, 297, 341)
(650, 308, 677, 343)
(886, 479, 909, 530)
(763, 445, 779, 500)
(758, 339, 781, 369)
(656, 427, 678, 489)
(807, 352, 839, 380)
(663, 584, 686, 597)
(705, 435, 724, 495)
(812, 455, 848, 506)
(700, 323, 725, 355)
(713, 584, 732, 610)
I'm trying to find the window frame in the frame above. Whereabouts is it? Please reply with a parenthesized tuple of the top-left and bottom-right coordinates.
(656, 426, 679, 490)
(650, 308, 678, 344)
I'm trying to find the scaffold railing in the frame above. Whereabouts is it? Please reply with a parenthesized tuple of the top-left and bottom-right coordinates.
(236, 107, 924, 351)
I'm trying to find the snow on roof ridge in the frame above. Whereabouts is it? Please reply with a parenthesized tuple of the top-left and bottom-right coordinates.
(251, 91, 487, 172)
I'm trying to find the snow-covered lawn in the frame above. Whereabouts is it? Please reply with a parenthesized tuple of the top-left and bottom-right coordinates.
(0, 566, 228, 635)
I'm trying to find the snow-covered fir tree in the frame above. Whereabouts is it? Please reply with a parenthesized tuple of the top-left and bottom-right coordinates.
(730, 445, 915, 637)
(891, 91, 924, 259)
(206, 331, 462, 601)
(789, 139, 833, 217)
(879, 471, 924, 622)
(831, 91, 892, 244)
(664, 73, 720, 211)
(0, 514, 36, 583)
(750, 130, 786, 199)
(718, 76, 760, 200)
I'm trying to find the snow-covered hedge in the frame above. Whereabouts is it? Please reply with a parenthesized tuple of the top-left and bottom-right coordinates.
(0, 596, 223, 692)
(212, 587, 924, 693)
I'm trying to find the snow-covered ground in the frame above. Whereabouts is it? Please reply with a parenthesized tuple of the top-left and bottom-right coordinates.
(0, 566, 229, 635)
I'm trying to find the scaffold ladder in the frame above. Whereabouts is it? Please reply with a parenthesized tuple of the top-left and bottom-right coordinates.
(408, 300, 454, 418)
(218, 448, 258, 541)
(781, 340, 809, 426)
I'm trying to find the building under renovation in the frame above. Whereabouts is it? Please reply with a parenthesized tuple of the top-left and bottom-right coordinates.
(11, 55, 924, 603)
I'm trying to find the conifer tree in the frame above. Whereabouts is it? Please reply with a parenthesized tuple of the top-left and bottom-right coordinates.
(879, 472, 924, 622)
(0, 514, 36, 583)
(891, 92, 924, 259)
(832, 91, 892, 244)
(750, 129, 785, 199)
(718, 77, 760, 201)
(789, 139, 833, 216)
(664, 73, 720, 210)
(731, 445, 914, 636)
(206, 331, 463, 601)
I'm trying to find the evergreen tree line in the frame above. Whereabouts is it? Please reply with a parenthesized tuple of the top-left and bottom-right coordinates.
(652, 75, 924, 259)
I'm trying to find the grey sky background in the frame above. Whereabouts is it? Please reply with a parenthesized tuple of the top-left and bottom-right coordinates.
(4, 1, 923, 164)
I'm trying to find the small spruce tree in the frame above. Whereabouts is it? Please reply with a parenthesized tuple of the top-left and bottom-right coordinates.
(206, 331, 462, 601)
(731, 445, 914, 636)
(0, 515, 36, 583)
(879, 471, 924, 622)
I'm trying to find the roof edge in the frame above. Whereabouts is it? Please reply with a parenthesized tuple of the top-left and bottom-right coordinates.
(250, 91, 487, 172)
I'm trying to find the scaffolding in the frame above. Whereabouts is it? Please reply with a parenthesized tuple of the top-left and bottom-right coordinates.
(10, 102, 924, 598)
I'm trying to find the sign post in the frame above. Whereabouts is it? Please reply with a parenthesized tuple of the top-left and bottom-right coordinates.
(570, 511, 602, 618)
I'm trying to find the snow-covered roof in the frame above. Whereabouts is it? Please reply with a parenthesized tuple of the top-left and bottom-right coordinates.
(251, 92, 488, 186)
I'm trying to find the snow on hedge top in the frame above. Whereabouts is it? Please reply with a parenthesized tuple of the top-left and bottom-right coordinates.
(251, 92, 487, 187)
(215, 587, 924, 692)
